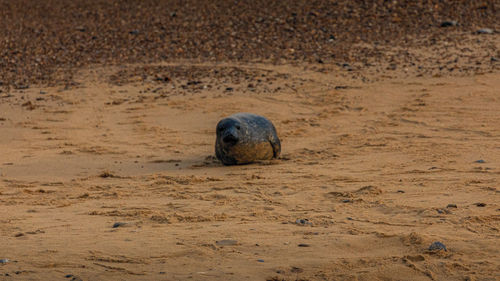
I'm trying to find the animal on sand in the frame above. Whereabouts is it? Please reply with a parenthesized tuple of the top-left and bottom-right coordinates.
(215, 113, 281, 165)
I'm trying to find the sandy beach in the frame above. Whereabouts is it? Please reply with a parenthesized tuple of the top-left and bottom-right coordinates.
(1, 1, 499, 280)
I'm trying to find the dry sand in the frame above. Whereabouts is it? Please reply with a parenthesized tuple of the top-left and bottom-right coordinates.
(1, 61, 499, 280)
(1, 1, 500, 280)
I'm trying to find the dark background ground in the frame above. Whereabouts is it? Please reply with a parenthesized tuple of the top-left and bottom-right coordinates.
(0, 0, 499, 89)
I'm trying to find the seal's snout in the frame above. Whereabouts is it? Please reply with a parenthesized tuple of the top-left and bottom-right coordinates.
(221, 126, 239, 144)
(222, 133, 238, 144)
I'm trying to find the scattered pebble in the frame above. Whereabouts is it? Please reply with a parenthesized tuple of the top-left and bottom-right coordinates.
(446, 204, 457, 208)
(397, 190, 405, 193)
(295, 219, 312, 226)
(476, 28, 494, 34)
(475, 159, 486, 163)
(65, 274, 73, 278)
(440, 21, 458, 27)
(428, 241, 447, 251)
(492, 57, 499, 62)
(215, 239, 238, 246)
(14, 233, 24, 237)
(474, 202, 486, 207)
(298, 243, 311, 247)
(257, 259, 265, 263)
(0, 259, 9, 264)
(15, 84, 29, 90)
(112, 222, 127, 228)
(186, 80, 202, 86)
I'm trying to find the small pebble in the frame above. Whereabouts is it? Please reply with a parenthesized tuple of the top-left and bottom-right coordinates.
(298, 243, 310, 247)
(474, 203, 486, 207)
(112, 222, 127, 228)
(428, 241, 447, 251)
(215, 239, 238, 246)
(446, 204, 457, 208)
(475, 159, 485, 163)
(65, 274, 73, 278)
(397, 190, 405, 193)
(342, 199, 351, 203)
(186, 80, 201, 85)
(295, 219, 312, 226)
(491, 57, 499, 62)
(476, 28, 493, 34)
(0, 259, 9, 264)
(257, 259, 265, 262)
(440, 21, 458, 27)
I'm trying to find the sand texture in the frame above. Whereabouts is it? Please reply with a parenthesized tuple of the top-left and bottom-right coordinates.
(1, 1, 500, 280)
(1, 61, 499, 280)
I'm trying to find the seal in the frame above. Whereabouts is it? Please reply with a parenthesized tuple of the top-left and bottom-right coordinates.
(215, 113, 281, 165)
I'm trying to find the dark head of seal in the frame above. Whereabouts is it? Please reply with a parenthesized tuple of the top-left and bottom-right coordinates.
(215, 113, 281, 165)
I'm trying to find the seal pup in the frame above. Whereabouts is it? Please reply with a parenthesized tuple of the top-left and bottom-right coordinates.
(215, 113, 281, 165)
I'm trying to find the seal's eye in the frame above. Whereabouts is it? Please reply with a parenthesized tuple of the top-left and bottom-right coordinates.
(235, 125, 240, 130)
